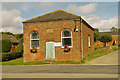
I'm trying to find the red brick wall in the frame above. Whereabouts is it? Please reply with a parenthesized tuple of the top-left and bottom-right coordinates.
(23, 19, 94, 62)
(82, 21, 94, 57)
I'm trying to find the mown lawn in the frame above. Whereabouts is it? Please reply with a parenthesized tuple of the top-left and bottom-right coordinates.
(2, 45, 119, 65)
(2, 57, 83, 65)
(2, 57, 44, 65)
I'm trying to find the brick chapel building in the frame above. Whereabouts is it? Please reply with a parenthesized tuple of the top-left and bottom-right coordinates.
(22, 9, 94, 62)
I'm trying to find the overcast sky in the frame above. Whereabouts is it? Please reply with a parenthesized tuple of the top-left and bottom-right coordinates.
(1, 1, 119, 34)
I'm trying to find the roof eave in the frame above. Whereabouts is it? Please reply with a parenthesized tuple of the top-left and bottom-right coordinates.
(22, 17, 81, 23)
(81, 18, 94, 31)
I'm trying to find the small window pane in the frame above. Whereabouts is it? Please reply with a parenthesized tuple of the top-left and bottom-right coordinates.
(31, 40, 39, 48)
(62, 31, 71, 37)
(62, 29, 71, 37)
(31, 31, 39, 39)
(62, 38, 72, 46)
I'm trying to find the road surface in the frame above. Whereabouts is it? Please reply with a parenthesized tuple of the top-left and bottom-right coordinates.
(2, 50, 119, 78)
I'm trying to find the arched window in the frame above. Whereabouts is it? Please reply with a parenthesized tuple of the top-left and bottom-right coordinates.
(61, 28, 72, 48)
(30, 31, 39, 49)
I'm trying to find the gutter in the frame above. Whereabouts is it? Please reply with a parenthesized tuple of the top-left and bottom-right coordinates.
(80, 18, 83, 61)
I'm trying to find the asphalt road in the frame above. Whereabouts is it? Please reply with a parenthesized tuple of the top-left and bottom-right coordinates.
(2, 50, 119, 78)
(2, 65, 119, 74)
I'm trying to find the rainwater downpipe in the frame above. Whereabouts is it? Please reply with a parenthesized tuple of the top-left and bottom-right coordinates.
(80, 18, 83, 61)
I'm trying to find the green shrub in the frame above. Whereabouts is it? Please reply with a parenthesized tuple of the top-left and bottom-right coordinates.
(14, 37, 23, 53)
(1, 39, 12, 52)
(2, 51, 23, 61)
(94, 47, 102, 50)
(2, 37, 23, 61)
(19, 37, 23, 44)
(2, 53, 10, 61)
(0, 40, 2, 53)
(14, 34, 23, 40)
(14, 44, 23, 53)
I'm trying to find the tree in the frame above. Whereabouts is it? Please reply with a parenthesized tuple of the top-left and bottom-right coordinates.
(98, 33, 112, 46)
(94, 28, 100, 42)
(118, 28, 120, 32)
(2, 32, 14, 36)
(110, 27, 118, 32)
(118, 28, 120, 33)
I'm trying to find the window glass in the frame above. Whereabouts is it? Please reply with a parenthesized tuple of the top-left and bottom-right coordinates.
(62, 28, 72, 47)
(62, 30, 71, 37)
(31, 40, 39, 48)
(31, 31, 39, 39)
(88, 35, 90, 47)
(62, 38, 72, 46)
(30, 31, 39, 49)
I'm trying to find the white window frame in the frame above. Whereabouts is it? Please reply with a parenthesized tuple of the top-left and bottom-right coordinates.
(88, 35, 91, 48)
(30, 31, 39, 49)
(61, 28, 72, 48)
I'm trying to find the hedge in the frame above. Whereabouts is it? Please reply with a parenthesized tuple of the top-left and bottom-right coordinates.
(1, 36, 23, 61)
(2, 51, 23, 61)
(14, 38, 23, 53)
(14, 34, 23, 40)
(14, 44, 23, 53)
(1, 39, 12, 52)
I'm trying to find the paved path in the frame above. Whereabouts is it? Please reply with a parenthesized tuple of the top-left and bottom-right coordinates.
(86, 50, 119, 65)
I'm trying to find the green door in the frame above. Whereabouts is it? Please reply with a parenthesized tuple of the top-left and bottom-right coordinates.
(46, 42, 55, 60)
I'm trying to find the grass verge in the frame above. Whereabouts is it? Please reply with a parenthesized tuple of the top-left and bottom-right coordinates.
(2, 57, 44, 65)
(82, 46, 119, 63)
(2, 46, 119, 65)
